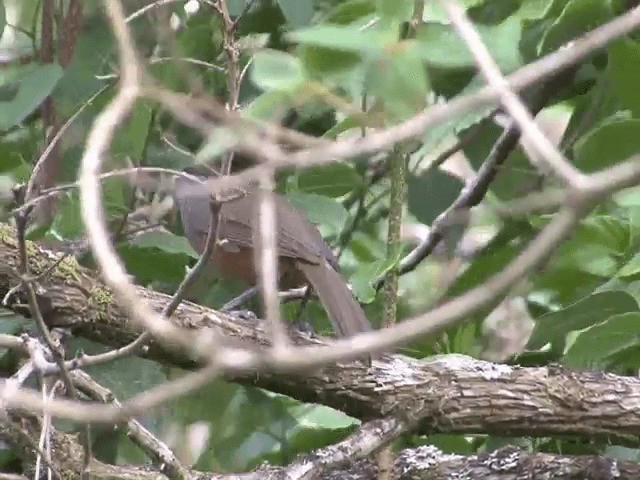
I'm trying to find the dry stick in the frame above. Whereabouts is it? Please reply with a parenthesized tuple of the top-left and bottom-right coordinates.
(24, 85, 110, 204)
(286, 418, 407, 478)
(211, 0, 241, 176)
(255, 174, 289, 353)
(80, 0, 207, 364)
(0, 334, 24, 350)
(35, 380, 62, 480)
(440, 0, 583, 188)
(15, 166, 200, 216)
(124, 0, 184, 23)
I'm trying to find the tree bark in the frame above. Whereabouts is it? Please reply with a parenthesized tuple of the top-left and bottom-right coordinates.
(2, 223, 640, 443)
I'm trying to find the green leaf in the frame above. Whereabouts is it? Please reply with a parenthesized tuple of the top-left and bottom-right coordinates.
(0, 1, 6, 35)
(285, 191, 349, 236)
(604, 445, 640, 462)
(53, 17, 112, 117)
(322, 115, 362, 139)
(111, 102, 153, 161)
(553, 243, 618, 277)
(130, 231, 199, 259)
(288, 25, 386, 53)
(74, 337, 167, 399)
(117, 243, 192, 286)
(251, 49, 306, 91)
(516, 0, 557, 20)
(196, 127, 240, 163)
(0, 63, 64, 129)
(549, 216, 630, 281)
(374, 0, 412, 21)
(407, 169, 463, 225)
(422, 0, 484, 23)
(50, 192, 84, 239)
(351, 253, 402, 303)
(101, 175, 132, 218)
(607, 39, 640, 118)
(416, 16, 522, 72)
(528, 291, 639, 350)
(296, 163, 364, 197)
(325, 0, 376, 25)
(0, 128, 31, 173)
(618, 253, 640, 277)
(299, 46, 362, 77)
(538, 0, 613, 56)
(226, 0, 245, 16)
(613, 186, 640, 209)
(560, 77, 622, 153)
(574, 216, 629, 255)
(0, 309, 25, 336)
(277, 0, 314, 28)
(244, 90, 295, 120)
(365, 47, 430, 120)
(574, 118, 640, 172)
(563, 312, 640, 368)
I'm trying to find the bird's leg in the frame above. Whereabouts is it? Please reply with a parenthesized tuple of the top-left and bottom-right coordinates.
(221, 286, 260, 313)
(290, 284, 315, 334)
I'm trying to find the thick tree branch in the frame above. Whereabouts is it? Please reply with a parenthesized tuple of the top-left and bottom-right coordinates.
(2, 225, 640, 442)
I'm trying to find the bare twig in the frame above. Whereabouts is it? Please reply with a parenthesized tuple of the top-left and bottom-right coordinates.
(24, 85, 110, 204)
(254, 174, 288, 353)
(124, 0, 184, 23)
(16, 166, 198, 216)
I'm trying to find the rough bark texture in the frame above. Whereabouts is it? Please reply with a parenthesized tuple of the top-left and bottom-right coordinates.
(2, 223, 640, 444)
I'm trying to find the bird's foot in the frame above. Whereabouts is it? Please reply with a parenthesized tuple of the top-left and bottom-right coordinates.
(289, 318, 315, 336)
(223, 308, 258, 322)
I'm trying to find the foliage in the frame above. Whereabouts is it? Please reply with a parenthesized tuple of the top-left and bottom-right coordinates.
(1, 0, 640, 474)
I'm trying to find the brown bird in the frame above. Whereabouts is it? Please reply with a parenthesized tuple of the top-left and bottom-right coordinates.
(173, 175, 373, 339)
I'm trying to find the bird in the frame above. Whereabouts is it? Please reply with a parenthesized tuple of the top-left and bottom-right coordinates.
(172, 174, 373, 340)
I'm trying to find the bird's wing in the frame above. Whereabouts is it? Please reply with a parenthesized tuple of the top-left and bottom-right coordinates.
(218, 191, 326, 265)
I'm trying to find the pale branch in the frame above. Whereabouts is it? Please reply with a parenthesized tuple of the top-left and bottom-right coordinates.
(3, 225, 640, 442)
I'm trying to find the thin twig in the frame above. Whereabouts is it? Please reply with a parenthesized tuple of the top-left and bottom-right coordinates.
(255, 175, 288, 353)
(24, 85, 110, 204)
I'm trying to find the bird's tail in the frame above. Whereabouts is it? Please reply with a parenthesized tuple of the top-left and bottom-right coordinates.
(297, 261, 372, 338)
